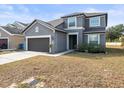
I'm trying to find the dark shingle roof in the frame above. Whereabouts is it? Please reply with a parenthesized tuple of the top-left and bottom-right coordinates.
(84, 27, 106, 33)
(17, 21, 29, 27)
(84, 12, 107, 17)
(61, 12, 107, 18)
(48, 19, 64, 27)
(36, 19, 55, 29)
(12, 21, 29, 30)
(61, 12, 84, 18)
(1, 26, 23, 34)
(23, 19, 66, 33)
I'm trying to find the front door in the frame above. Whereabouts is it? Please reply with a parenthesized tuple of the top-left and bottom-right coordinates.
(69, 35, 77, 49)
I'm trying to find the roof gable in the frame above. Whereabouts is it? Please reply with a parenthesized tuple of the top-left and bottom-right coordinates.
(23, 19, 66, 34)
(0, 26, 23, 35)
(0, 26, 12, 35)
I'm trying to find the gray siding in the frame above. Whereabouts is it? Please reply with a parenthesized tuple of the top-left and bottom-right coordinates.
(100, 33, 106, 47)
(100, 16, 106, 27)
(63, 15, 85, 29)
(83, 34, 88, 44)
(24, 22, 53, 36)
(77, 16, 85, 27)
(56, 24, 64, 29)
(63, 18, 67, 28)
(55, 31, 67, 53)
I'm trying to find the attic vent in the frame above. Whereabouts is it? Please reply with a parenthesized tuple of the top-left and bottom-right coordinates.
(35, 26, 39, 32)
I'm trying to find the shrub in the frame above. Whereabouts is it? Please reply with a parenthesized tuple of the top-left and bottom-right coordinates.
(49, 44, 52, 48)
(78, 43, 105, 53)
(78, 43, 88, 52)
(88, 44, 105, 53)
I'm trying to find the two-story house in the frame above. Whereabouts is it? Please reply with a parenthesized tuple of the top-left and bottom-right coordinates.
(23, 12, 107, 53)
(0, 12, 107, 53)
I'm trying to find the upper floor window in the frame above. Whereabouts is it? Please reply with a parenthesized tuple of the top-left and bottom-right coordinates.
(68, 17, 76, 28)
(89, 17, 100, 27)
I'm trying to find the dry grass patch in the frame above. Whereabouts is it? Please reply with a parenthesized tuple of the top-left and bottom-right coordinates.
(0, 50, 15, 55)
(0, 46, 124, 87)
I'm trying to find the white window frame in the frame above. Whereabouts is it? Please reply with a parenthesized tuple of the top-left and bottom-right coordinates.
(88, 34, 100, 44)
(67, 17, 77, 29)
(89, 16, 100, 27)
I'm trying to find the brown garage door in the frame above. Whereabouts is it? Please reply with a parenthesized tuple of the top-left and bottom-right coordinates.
(0, 39, 8, 49)
(28, 38, 49, 52)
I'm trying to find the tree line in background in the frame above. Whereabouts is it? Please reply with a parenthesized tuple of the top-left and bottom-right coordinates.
(106, 24, 124, 42)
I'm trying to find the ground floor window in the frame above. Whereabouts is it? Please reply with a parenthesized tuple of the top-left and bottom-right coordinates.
(88, 34, 100, 44)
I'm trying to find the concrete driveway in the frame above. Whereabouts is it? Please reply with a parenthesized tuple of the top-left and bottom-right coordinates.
(0, 51, 41, 65)
(0, 50, 73, 65)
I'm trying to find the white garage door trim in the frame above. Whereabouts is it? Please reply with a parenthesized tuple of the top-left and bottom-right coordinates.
(26, 35, 52, 53)
(0, 37, 9, 49)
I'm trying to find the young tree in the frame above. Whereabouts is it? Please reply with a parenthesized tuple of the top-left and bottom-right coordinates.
(106, 24, 124, 42)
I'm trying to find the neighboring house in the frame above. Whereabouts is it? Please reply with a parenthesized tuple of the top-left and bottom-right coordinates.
(0, 21, 27, 50)
(23, 12, 107, 53)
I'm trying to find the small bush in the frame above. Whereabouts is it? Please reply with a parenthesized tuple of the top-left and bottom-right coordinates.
(88, 44, 105, 53)
(78, 43, 88, 52)
(78, 43, 105, 53)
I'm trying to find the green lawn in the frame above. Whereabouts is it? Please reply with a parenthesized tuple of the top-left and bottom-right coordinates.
(0, 46, 124, 88)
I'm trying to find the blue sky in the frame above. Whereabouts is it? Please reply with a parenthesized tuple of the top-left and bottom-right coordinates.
(0, 4, 124, 27)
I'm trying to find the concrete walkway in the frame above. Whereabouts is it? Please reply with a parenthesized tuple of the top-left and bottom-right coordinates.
(0, 50, 73, 65)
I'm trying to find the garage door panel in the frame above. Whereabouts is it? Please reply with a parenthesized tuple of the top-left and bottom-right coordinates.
(0, 39, 8, 49)
(28, 38, 49, 52)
